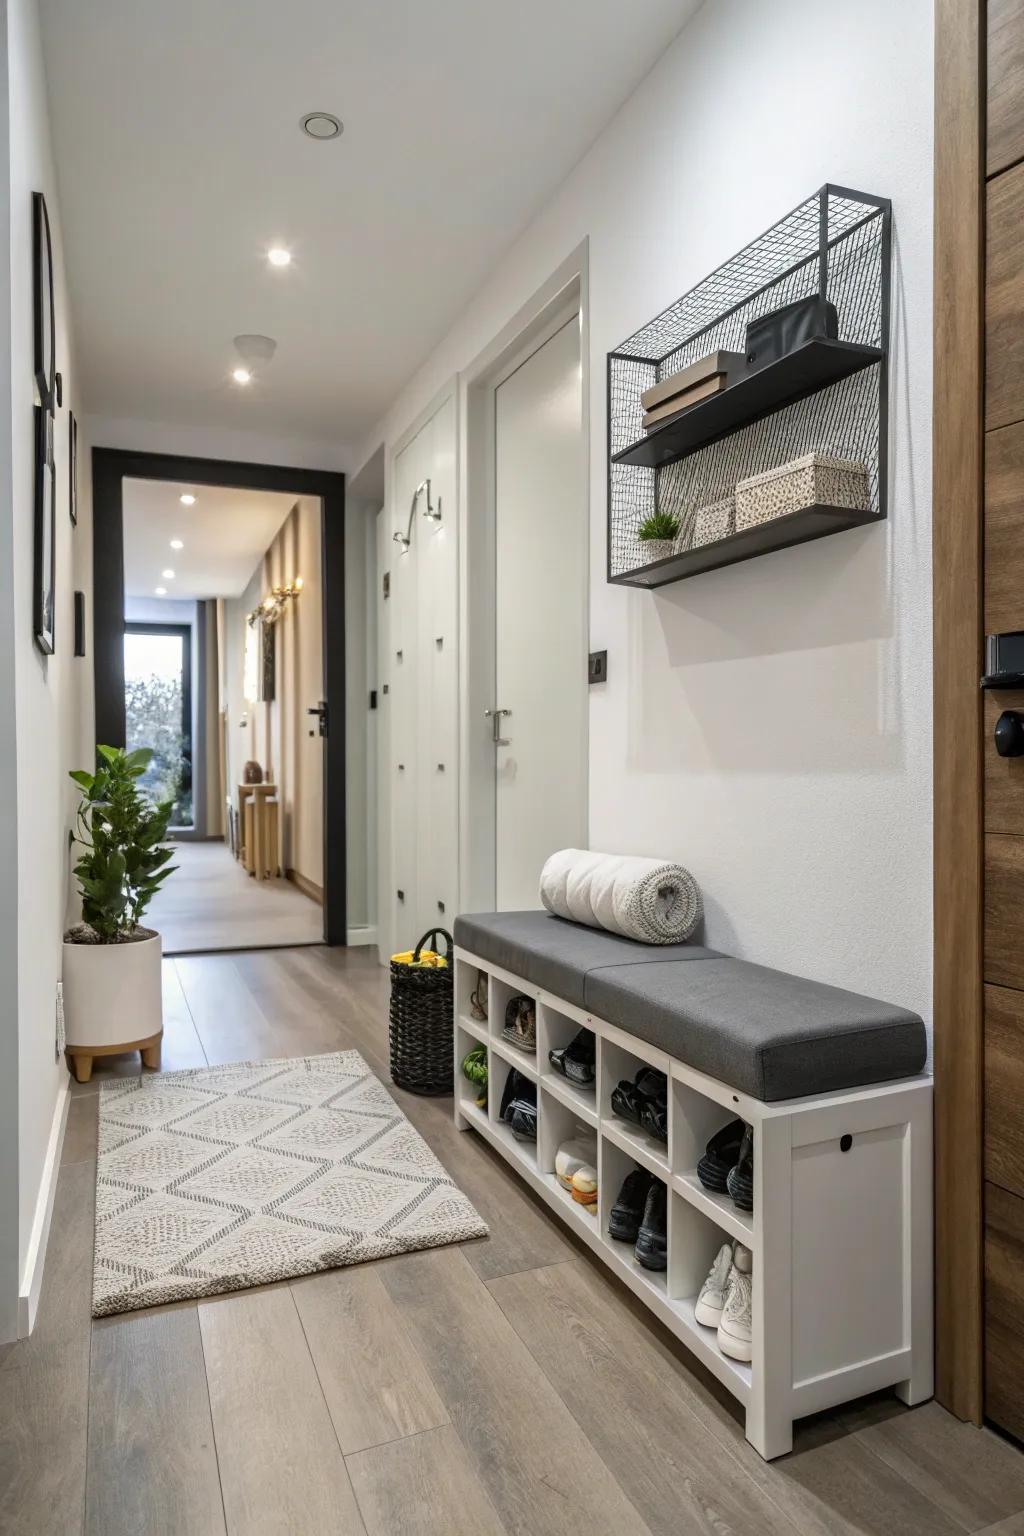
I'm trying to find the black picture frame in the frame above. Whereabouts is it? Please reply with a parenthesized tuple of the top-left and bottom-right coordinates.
(32, 192, 55, 414)
(73, 591, 85, 657)
(69, 409, 78, 525)
(33, 405, 55, 653)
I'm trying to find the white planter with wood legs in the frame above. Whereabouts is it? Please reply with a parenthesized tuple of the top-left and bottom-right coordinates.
(62, 932, 163, 1083)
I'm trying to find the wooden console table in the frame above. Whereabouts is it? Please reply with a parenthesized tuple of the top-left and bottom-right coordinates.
(237, 782, 279, 880)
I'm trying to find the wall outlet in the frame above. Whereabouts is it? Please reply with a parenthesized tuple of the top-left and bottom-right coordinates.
(55, 981, 66, 1060)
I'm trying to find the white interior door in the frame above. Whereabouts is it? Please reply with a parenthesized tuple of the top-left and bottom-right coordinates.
(494, 313, 586, 909)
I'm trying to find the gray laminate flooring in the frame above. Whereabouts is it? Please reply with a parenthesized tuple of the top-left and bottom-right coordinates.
(2, 945, 1023, 1536)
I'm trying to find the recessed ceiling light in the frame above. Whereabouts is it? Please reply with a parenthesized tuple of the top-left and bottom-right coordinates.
(169, 538, 184, 550)
(179, 493, 196, 506)
(268, 246, 291, 267)
(154, 586, 167, 596)
(162, 568, 176, 579)
(301, 111, 342, 140)
(232, 367, 251, 385)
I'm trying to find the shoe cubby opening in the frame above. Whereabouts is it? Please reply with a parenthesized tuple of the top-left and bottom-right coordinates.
(454, 1022, 489, 1127)
(456, 960, 491, 1033)
(599, 1135, 669, 1298)
(540, 1087, 599, 1227)
(488, 975, 537, 1054)
(486, 1049, 539, 1171)
(670, 1077, 755, 1242)
(601, 1036, 671, 1174)
(538, 1003, 597, 1115)
(669, 1192, 753, 1385)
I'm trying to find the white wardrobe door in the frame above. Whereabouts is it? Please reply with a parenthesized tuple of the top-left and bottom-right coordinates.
(494, 316, 586, 911)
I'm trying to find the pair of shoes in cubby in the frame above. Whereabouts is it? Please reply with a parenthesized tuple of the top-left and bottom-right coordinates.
(608, 1167, 667, 1270)
(548, 1027, 595, 1088)
(461, 1046, 487, 1109)
(610, 1067, 668, 1143)
(697, 1120, 754, 1212)
(469, 969, 488, 1022)
(694, 1240, 753, 1362)
(502, 996, 536, 1054)
(555, 1135, 597, 1213)
(499, 1067, 537, 1140)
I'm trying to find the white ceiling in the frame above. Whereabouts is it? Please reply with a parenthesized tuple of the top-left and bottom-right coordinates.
(38, 0, 699, 450)
(123, 478, 299, 600)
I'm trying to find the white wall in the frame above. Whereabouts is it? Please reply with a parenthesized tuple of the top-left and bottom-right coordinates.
(358, 0, 934, 1023)
(4, 0, 94, 1337)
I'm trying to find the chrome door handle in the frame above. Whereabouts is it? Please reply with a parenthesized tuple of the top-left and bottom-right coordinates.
(484, 707, 511, 746)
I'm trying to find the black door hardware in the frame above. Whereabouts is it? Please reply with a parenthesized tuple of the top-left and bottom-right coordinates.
(307, 701, 328, 737)
(995, 711, 1024, 758)
(983, 631, 1024, 689)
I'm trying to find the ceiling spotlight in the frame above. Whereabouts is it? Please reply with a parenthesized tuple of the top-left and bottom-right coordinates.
(232, 367, 252, 385)
(162, 568, 175, 579)
(170, 538, 184, 550)
(179, 493, 196, 506)
(154, 586, 167, 596)
(268, 247, 291, 267)
(301, 111, 342, 140)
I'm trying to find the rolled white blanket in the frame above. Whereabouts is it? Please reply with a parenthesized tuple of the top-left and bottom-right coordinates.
(539, 848, 702, 945)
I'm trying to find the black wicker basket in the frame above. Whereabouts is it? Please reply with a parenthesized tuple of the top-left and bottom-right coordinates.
(389, 928, 454, 1095)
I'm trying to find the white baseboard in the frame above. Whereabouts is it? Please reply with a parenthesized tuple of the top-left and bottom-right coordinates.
(346, 926, 378, 947)
(18, 1078, 70, 1337)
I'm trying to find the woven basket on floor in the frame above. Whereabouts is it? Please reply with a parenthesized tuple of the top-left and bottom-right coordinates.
(389, 928, 454, 1095)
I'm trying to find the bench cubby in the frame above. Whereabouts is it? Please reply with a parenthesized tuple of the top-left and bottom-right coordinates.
(454, 945, 932, 1460)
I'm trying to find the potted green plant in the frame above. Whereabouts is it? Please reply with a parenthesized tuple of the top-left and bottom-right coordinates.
(62, 746, 176, 1083)
(637, 509, 681, 563)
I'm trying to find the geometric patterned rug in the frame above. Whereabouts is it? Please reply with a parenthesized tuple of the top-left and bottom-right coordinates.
(93, 1051, 487, 1317)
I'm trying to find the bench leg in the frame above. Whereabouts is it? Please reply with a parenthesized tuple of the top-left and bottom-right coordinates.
(747, 1114, 793, 1460)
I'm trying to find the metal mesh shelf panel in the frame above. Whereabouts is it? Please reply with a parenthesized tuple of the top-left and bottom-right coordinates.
(608, 185, 890, 583)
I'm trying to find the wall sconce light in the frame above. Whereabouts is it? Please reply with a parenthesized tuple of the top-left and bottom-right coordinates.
(248, 576, 303, 628)
(393, 478, 441, 552)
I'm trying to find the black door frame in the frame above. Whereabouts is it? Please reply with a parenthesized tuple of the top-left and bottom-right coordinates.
(124, 620, 194, 824)
(93, 446, 347, 945)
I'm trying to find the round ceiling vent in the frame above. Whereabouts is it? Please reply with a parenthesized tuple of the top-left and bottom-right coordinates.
(301, 112, 343, 141)
(234, 334, 277, 364)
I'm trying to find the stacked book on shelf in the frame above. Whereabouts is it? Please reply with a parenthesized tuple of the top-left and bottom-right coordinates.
(640, 348, 746, 433)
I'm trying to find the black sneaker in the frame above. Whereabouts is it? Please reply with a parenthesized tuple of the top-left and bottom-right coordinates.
(499, 1068, 538, 1142)
(634, 1181, 668, 1271)
(696, 1119, 745, 1194)
(726, 1125, 754, 1211)
(548, 1027, 596, 1087)
(608, 1166, 654, 1242)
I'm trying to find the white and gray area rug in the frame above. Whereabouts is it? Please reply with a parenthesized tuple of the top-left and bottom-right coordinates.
(93, 1051, 487, 1317)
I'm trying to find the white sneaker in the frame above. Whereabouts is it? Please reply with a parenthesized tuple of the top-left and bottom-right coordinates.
(694, 1242, 733, 1328)
(717, 1263, 752, 1362)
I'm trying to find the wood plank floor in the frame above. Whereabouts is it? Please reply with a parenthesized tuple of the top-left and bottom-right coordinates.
(148, 839, 323, 954)
(5, 945, 1024, 1535)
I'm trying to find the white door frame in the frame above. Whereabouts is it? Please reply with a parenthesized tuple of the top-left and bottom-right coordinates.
(457, 241, 590, 914)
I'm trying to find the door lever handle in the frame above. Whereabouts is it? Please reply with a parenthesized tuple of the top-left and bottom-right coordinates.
(484, 707, 511, 746)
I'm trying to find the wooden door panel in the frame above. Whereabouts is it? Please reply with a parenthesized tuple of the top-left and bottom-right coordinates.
(987, 165, 1024, 431)
(985, 835, 1024, 988)
(985, 690, 1024, 833)
(989, 0, 1024, 177)
(986, 984, 1024, 1196)
(986, 422, 1024, 633)
(986, 1182, 1024, 1439)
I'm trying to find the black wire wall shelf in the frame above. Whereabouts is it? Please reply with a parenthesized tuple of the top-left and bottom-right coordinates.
(607, 185, 891, 587)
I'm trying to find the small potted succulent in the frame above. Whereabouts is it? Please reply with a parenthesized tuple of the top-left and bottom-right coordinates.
(637, 510, 681, 563)
(62, 746, 176, 1083)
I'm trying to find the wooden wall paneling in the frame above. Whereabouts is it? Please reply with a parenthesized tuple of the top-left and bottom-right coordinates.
(988, 0, 1024, 177)
(933, 0, 985, 1423)
(985, 1182, 1024, 1441)
(985, 836, 1024, 989)
(986, 164, 1024, 431)
(985, 421, 1024, 631)
(984, 984, 1024, 1198)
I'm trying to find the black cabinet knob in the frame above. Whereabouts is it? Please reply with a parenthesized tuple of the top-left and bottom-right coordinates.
(995, 710, 1024, 758)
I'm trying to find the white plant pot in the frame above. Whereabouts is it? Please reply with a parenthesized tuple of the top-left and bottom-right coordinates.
(639, 538, 676, 564)
(62, 932, 163, 1051)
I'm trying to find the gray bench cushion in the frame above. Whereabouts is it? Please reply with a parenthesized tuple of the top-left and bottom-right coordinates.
(454, 909, 926, 1101)
(585, 959, 926, 1101)
(453, 910, 719, 1009)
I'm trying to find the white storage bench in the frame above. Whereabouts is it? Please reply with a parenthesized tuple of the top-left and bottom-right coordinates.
(452, 911, 932, 1461)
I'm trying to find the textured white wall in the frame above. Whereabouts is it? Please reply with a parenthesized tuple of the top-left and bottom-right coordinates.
(357, 0, 934, 1023)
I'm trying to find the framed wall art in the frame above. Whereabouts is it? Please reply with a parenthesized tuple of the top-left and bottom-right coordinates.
(33, 405, 55, 653)
(69, 409, 78, 525)
(32, 191, 55, 414)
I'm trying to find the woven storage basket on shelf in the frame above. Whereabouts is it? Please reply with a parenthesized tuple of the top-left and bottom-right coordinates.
(692, 493, 736, 548)
(389, 928, 454, 1095)
(735, 453, 870, 531)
